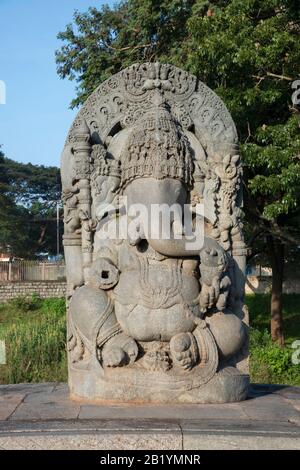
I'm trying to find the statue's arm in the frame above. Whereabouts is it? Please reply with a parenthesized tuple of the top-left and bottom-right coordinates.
(199, 244, 231, 313)
(94, 238, 120, 290)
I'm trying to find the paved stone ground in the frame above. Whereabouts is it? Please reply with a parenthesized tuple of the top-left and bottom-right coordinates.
(0, 382, 300, 449)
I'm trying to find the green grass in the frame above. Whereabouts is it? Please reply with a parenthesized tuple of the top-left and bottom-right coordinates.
(0, 296, 67, 384)
(0, 294, 299, 385)
(246, 294, 300, 346)
(246, 294, 300, 386)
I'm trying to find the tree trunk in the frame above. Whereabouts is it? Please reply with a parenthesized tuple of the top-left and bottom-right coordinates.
(267, 235, 285, 347)
(38, 225, 47, 246)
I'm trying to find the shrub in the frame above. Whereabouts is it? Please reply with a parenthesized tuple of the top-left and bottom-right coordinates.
(250, 328, 300, 385)
(10, 293, 42, 312)
(0, 297, 67, 384)
(1, 294, 300, 385)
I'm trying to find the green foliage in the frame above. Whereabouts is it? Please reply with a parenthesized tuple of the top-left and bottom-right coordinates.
(0, 150, 62, 257)
(242, 116, 300, 220)
(247, 293, 300, 384)
(55, 0, 195, 108)
(0, 297, 67, 384)
(56, 0, 300, 247)
(250, 328, 300, 384)
(55, 0, 300, 341)
(184, 0, 300, 241)
(9, 293, 43, 312)
(41, 297, 66, 316)
(246, 293, 300, 345)
(0, 294, 299, 385)
(0, 154, 60, 207)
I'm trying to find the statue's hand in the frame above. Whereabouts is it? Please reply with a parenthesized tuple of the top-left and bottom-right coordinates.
(199, 245, 230, 312)
(199, 247, 226, 284)
(199, 278, 220, 311)
(216, 275, 231, 310)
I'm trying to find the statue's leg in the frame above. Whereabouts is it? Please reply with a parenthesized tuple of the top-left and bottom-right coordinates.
(68, 284, 109, 365)
(206, 312, 246, 359)
(101, 333, 138, 368)
(69, 285, 138, 367)
(170, 332, 199, 370)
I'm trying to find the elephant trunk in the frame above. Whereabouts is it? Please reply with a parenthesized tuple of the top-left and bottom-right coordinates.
(147, 236, 221, 258)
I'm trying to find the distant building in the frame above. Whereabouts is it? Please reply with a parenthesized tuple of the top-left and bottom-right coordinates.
(0, 251, 22, 262)
(0, 253, 11, 262)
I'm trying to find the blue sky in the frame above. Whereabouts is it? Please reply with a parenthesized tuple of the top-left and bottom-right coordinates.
(0, 0, 113, 167)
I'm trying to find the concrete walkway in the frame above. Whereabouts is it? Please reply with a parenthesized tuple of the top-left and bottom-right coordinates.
(0, 383, 299, 449)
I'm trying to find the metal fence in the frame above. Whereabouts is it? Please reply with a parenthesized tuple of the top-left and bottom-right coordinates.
(0, 260, 66, 282)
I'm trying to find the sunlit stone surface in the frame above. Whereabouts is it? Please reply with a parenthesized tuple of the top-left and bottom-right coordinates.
(61, 63, 249, 403)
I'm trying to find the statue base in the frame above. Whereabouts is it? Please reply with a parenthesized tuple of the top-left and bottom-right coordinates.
(69, 363, 249, 404)
(2, 382, 300, 450)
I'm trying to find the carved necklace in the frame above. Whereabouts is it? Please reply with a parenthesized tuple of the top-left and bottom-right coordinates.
(138, 257, 184, 309)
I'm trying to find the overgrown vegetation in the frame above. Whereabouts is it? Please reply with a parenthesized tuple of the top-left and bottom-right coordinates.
(0, 149, 62, 257)
(0, 294, 299, 385)
(0, 296, 67, 384)
(246, 294, 300, 384)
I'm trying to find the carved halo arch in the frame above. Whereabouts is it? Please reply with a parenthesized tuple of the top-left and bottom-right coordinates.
(61, 62, 239, 191)
(61, 63, 244, 284)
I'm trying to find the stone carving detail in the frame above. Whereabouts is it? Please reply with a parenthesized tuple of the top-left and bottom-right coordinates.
(61, 63, 249, 403)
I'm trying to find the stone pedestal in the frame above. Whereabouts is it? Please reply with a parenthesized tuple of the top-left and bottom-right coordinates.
(70, 361, 249, 404)
(0, 383, 300, 450)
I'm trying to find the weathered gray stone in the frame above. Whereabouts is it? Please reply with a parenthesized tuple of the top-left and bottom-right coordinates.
(184, 434, 300, 450)
(0, 382, 55, 395)
(79, 402, 247, 421)
(0, 384, 63, 422)
(0, 394, 25, 420)
(182, 418, 300, 449)
(274, 386, 300, 399)
(61, 63, 249, 403)
(0, 419, 182, 450)
(9, 401, 80, 421)
(0, 282, 66, 302)
(241, 394, 300, 422)
(0, 384, 300, 449)
(24, 389, 69, 404)
(288, 399, 300, 412)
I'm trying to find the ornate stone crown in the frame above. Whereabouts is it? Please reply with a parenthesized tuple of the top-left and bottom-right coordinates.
(120, 101, 194, 189)
(91, 144, 121, 178)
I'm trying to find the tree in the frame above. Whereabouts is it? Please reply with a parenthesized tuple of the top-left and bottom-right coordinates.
(55, 0, 195, 108)
(184, 0, 300, 346)
(0, 150, 62, 258)
(56, 0, 300, 345)
(0, 152, 31, 257)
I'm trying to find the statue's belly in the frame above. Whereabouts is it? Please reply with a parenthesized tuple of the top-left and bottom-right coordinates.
(115, 268, 200, 304)
(114, 301, 197, 342)
(114, 269, 200, 341)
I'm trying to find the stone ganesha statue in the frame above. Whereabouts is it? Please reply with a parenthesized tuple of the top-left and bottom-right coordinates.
(61, 63, 249, 403)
